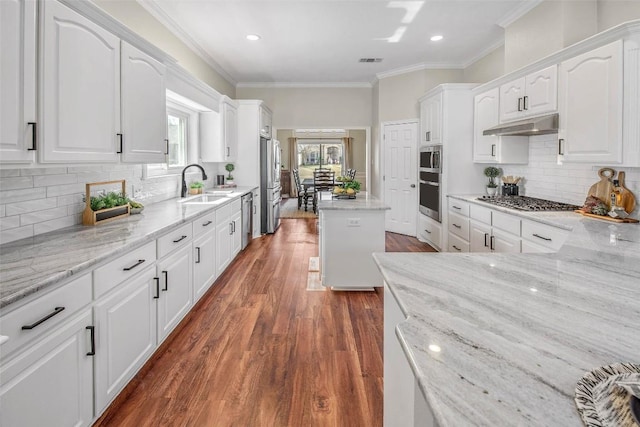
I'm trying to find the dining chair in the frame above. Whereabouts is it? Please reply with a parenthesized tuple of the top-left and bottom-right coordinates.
(346, 168, 356, 180)
(312, 169, 335, 213)
(292, 169, 313, 211)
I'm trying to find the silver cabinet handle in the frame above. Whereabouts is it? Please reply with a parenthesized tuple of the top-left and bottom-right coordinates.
(426, 131, 430, 142)
(558, 139, 564, 155)
(227, 147, 230, 157)
(491, 144, 496, 157)
(195, 247, 201, 264)
(517, 97, 523, 111)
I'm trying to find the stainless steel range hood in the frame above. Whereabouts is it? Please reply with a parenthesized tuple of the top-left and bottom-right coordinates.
(483, 113, 559, 137)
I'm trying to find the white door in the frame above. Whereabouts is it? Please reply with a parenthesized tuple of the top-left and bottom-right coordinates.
(94, 267, 157, 413)
(41, 0, 120, 163)
(231, 210, 242, 257)
(120, 41, 167, 163)
(0, 0, 37, 163)
(383, 121, 418, 236)
(156, 245, 193, 343)
(216, 219, 232, 275)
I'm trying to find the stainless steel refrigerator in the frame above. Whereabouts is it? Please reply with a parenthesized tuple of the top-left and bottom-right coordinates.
(260, 137, 281, 233)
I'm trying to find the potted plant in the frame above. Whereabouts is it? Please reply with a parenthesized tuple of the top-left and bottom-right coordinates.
(225, 163, 235, 184)
(484, 166, 501, 196)
(189, 181, 204, 195)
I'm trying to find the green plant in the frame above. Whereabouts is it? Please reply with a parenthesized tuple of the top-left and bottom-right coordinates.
(189, 181, 204, 189)
(90, 191, 130, 211)
(484, 166, 501, 188)
(225, 163, 235, 180)
(343, 180, 361, 192)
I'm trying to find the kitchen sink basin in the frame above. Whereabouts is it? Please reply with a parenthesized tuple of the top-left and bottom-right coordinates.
(178, 194, 230, 205)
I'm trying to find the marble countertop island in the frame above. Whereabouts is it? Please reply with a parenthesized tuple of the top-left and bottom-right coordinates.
(317, 191, 390, 211)
(0, 187, 255, 309)
(374, 200, 640, 426)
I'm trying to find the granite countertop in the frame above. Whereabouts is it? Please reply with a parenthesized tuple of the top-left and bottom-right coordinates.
(317, 191, 390, 211)
(0, 187, 256, 309)
(374, 201, 640, 426)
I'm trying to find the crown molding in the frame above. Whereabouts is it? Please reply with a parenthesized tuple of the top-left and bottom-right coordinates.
(497, 0, 544, 28)
(375, 62, 464, 80)
(137, 0, 237, 87)
(236, 82, 373, 89)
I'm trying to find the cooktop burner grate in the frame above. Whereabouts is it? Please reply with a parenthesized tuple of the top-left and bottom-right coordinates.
(476, 196, 581, 211)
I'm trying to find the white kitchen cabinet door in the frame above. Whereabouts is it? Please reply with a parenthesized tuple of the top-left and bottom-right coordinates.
(0, 0, 36, 163)
(473, 88, 500, 162)
(193, 231, 216, 300)
(417, 213, 441, 250)
(94, 267, 157, 413)
(223, 98, 238, 162)
(469, 221, 492, 253)
(259, 105, 272, 138)
(491, 229, 521, 253)
(216, 219, 232, 275)
(231, 210, 242, 257)
(0, 310, 93, 427)
(40, 0, 120, 163)
(558, 40, 623, 163)
(499, 77, 525, 123)
(120, 41, 167, 163)
(524, 65, 557, 118)
(252, 189, 261, 239)
(156, 244, 193, 343)
(421, 94, 442, 145)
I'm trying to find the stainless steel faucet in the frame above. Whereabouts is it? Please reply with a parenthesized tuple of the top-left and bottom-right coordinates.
(181, 164, 208, 197)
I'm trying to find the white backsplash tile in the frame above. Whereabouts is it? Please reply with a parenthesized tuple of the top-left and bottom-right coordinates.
(5, 198, 58, 216)
(33, 215, 76, 236)
(1, 225, 34, 243)
(500, 135, 640, 219)
(0, 187, 47, 204)
(33, 173, 78, 187)
(20, 207, 69, 226)
(0, 176, 34, 191)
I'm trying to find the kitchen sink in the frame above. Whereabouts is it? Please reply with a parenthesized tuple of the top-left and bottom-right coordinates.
(178, 194, 230, 205)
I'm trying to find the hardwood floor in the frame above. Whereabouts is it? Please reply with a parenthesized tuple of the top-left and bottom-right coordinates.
(94, 219, 434, 427)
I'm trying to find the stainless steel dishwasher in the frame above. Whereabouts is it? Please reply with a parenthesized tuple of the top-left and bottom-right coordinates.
(241, 193, 253, 249)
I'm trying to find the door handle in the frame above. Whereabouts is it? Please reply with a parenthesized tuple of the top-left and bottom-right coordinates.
(162, 270, 168, 291)
(117, 133, 123, 154)
(426, 131, 430, 142)
(523, 95, 528, 110)
(491, 144, 496, 157)
(558, 139, 564, 155)
(28, 122, 37, 151)
(154, 277, 160, 299)
(195, 247, 201, 264)
(484, 233, 489, 247)
(165, 139, 169, 155)
(490, 235, 495, 251)
(410, 184, 416, 188)
(517, 97, 523, 111)
(86, 326, 96, 356)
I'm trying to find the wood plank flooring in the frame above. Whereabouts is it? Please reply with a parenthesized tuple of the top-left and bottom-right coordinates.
(94, 219, 434, 427)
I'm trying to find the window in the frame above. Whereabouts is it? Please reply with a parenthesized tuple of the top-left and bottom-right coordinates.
(167, 108, 188, 168)
(296, 140, 343, 181)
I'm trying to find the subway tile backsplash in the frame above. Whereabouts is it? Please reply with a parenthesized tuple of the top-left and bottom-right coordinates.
(0, 164, 218, 244)
(500, 135, 640, 219)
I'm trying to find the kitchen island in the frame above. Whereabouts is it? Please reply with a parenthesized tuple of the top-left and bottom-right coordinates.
(375, 211, 640, 426)
(317, 192, 389, 290)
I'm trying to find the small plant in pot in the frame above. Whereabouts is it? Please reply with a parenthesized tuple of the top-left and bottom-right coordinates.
(189, 181, 204, 195)
(484, 166, 501, 196)
(225, 163, 235, 184)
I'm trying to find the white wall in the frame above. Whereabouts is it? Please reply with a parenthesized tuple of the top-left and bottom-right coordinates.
(500, 136, 640, 220)
(598, 0, 640, 31)
(464, 46, 505, 84)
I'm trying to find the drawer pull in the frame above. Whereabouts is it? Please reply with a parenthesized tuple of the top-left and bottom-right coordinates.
(195, 247, 201, 264)
(173, 235, 188, 243)
(86, 326, 96, 356)
(162, 270, 168, 291)
(21, 307, 65, 330)
(533, 233, 552, 242)
(452, 245, 461, 252)
(452, 205, 461, 210)
(154, 277, 160, 299)
(453, 223, 461, 229)
(424, 229, 431, 234)
(123, 259, 145, 271)
(202, 220, 213, 227)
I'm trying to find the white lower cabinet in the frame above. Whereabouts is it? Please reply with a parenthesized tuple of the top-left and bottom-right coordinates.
(0, 309, 94, 427)
(231, 209, 242, 257)
(469, 220, 492, 253)
(216, 201, 242, 276)
(156, 244, 193, 343)
(417, 213, 442, 250)
(94, 266, 157, 413)
(193, 232, 217, 300)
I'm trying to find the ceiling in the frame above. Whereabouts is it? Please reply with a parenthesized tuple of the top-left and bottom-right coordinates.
(140, 0, 541, 86)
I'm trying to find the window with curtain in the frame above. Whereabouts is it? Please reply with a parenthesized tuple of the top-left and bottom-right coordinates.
(296, 140, 343, 181)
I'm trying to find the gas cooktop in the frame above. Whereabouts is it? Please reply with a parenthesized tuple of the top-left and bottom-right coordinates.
(476, 196, 580, 212)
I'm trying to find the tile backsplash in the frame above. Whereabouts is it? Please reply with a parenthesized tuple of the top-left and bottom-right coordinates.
(500, 135, 640, 219)
(0, 164, 220, 244)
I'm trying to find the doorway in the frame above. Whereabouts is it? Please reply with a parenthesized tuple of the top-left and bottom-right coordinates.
(382, 120, 418, 236)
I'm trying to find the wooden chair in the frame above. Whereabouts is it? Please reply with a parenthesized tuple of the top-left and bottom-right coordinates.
(312, 169, 335, 213)
(346, 168, 356, 180)
(292, 169, 313, 211)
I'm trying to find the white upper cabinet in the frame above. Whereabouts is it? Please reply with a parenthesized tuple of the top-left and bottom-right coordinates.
(419, 93, 442, 145)
(259, 105, 272, 138)
(473, 88, 529, 164)
(558, 40, 623, 163)
(120, 41, 167, 163)
(200, 96, 238, 162)
(40, 0, 121, 163)
(0, 0, 37, 164)
(500, 65, 557, 122)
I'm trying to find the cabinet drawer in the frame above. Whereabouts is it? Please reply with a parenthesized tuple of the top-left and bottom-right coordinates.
(231, 198, 241, 214)
(157, 222, 193, 259)
(216, 204, 232, 227)
(192, 211, 216, 236)
(418, 215, 442, 250)
(448, 212, 470, 240)
(470, 204, 492, 225)
(448, 233, 469, 253)
(521, 220, 569, 252)
(492, 211, 521, 236)
(448, 199, 470, 217)
(94, 241, 156, 298)
(0, 273, 92, 358)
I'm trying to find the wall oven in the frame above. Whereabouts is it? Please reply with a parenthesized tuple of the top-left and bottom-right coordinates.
(419, 145, 442, 222)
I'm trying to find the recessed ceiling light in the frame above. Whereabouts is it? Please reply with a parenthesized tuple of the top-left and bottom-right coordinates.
(430, 35, 444, 42)
(246, 34, 261, 41)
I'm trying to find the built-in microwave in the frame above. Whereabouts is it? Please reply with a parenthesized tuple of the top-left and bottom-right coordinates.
(420, 145, 442, 173)
(419, 145, 442, 222)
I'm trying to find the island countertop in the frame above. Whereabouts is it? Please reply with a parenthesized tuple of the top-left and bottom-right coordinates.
(0, 187, 256, 309)
(374, 210, 640, 426)
(317, 191, 390, 211)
